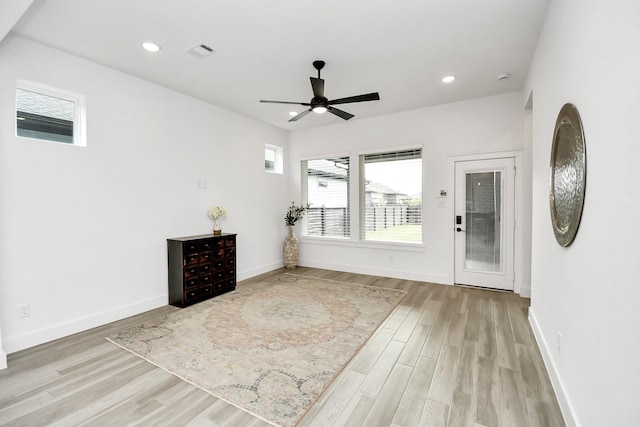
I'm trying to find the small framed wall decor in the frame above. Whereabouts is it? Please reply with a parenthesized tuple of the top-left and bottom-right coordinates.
(549, 103, 586, 247)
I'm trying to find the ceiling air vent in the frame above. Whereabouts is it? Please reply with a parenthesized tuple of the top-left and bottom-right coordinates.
(187, 43, 216, 58)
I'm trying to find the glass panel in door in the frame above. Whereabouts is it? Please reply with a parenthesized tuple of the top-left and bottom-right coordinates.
(465, 171, 502, 273)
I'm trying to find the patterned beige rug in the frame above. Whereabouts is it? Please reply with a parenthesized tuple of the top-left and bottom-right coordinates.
(106, 273, 406, 427)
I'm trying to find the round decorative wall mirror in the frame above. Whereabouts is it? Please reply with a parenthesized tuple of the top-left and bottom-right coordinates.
(549, 103, 586, 247)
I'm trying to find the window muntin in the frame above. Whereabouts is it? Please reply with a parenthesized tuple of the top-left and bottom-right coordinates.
(303, 156, 350, 238)
(15, 81, 85, 146)
(360, 149, 422, 243)
(265, 144, 283, 174)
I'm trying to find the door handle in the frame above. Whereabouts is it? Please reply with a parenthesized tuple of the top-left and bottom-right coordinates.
(456, 227, 465, 232)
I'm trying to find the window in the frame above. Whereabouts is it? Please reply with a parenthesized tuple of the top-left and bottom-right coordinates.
(302, 156, 350, 238)
(15, 81, 86, 146)
(265, 144, 283, 174)
(360, 148, 422, 243)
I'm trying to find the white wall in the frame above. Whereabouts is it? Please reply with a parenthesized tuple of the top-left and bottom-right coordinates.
(525, 0, 640, 425)
(0, 0, 33, 42)
(0, 323, 5, 369)
(288, 92, 529, 289)
(0, 36, 289, 355)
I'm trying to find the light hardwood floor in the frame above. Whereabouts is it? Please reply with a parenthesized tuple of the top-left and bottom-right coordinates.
(0, 267, 564, 426)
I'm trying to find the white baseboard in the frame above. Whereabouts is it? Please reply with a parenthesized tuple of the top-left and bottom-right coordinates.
(518, 286, 531, 298)
(4, 294, 167, 354)
(300, 259, 450, 285)
(0, 350, 7, 370)
(3, 263, 285, 357)
(237, 261, 284, 282)
(528, 308, 578, 427)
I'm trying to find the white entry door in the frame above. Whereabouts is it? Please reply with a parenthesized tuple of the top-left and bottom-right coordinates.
(454, 158, 515, 291)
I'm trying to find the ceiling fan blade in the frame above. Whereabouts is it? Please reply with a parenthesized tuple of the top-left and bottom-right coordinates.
(328, 106, 354, 121)
(310, 77, 324, 98)
(328, 92, 380, 105)
(260, 100, 311, 106)
(288, 109, 312, 122)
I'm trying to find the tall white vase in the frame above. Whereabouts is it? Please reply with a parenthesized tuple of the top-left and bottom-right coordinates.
(283, 225, 299, 269)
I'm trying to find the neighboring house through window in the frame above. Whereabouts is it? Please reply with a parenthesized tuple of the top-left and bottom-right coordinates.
(302, 156, 350, 238)
(360, 148, 422, 243)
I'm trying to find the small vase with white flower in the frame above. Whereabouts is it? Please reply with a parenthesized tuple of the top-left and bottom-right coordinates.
(208, 206, 227, 235)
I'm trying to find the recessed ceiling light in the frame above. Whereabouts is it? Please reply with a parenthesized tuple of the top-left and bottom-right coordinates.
(142, 42, 161, 53)
(441, 75, 456, 83)
(289, 111, 298, 117)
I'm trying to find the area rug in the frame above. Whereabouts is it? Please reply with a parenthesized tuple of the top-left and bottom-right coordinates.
(106, 273, 406, 426)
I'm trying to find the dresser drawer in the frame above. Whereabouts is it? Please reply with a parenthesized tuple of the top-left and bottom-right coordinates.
(200, 240, 214, 252)
(200, 263, 212, 273)
(199, 251, 212, 263)
(184, 254, 199, 266)
(200, 274, 212, 285)
(184, 288, 199, 301)
(185, 277, 198, 288)
(224, 237, 236, 247)
(225, 258, 235, 267)
(224, 247, 235, 257)
(183, 241, 198, 254)
(225, 268, 235, 278)
(213, 260, 224, 270)
(184, 266, 198, 278)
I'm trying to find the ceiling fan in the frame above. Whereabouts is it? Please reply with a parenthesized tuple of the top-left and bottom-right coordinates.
(260, 60, 380, 122)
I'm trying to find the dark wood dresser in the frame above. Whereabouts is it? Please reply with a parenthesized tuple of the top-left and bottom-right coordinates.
(167, 233, 237, 307)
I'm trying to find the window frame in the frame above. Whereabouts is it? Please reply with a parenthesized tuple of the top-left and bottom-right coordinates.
(359, 145, 423, 245)
(15, 80, 86, 147)
(264, 143, 283, 174)
(299, 147, 425, 252)
(301, 153, 351, 240)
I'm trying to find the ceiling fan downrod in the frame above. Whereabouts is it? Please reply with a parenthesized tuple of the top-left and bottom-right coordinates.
(312, 60, 325, 79)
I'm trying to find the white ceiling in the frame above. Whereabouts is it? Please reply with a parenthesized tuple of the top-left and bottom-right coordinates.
(7, 0, 549, 130)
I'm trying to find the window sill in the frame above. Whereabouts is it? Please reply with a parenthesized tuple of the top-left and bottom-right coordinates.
(299, 236, 425, 252)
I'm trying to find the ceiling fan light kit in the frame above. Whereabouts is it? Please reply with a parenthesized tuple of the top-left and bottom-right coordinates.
(260, 60, 380, 122)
